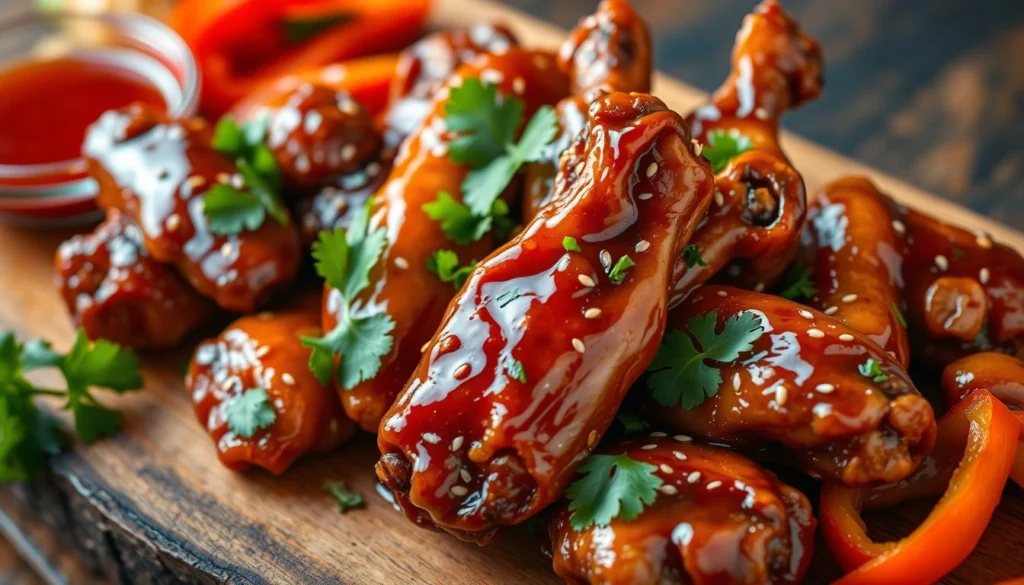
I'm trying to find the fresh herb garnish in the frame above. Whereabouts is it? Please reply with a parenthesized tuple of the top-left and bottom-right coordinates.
(777, 266, 816, 301)
(426, 250, 476, 290)
(322, 479, 365, 513)
(615, 412, 650, 434)
(858, 358, 888, 383)
(891, 302, 907, 328)
(563, 236, 582, 253)
(607, 255, 636, 284)
(683, 245, 707, 268)
(646, 311, 764, 409)
(425, 78, 557, 244)
(566, 453, 663, 530)
(506, 359, 527, 383)
(283, 13, 353, 45)
(301, 207, 396, 390)
(0, 329, 143, 481)
(224, 387, 276, 438)
(702, 129, 753, 174)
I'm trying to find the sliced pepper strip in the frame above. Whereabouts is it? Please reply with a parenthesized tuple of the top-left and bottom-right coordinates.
(1012, 411, 1024, 489)
(820, 390, 1017, 585)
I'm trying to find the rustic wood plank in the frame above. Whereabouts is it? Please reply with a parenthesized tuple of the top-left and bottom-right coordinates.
(0, 1, 1021, 584)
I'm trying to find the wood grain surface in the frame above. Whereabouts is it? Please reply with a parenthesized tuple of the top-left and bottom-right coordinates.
(0, 1, 1022, 584)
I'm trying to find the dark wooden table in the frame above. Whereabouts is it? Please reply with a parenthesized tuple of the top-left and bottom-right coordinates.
(505, 0, 1024, 228)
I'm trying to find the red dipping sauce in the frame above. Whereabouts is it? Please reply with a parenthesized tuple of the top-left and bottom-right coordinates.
(0, 11, 198, 227)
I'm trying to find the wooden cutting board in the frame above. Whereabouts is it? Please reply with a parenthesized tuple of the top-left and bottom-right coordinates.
(2, 1, 1022, 583)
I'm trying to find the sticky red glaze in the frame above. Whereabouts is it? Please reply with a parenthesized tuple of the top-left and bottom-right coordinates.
(645, 286, 936, 486)
(187, 311, 354, 474)
(323, 51, 570, 432)
(549, 438, 815, 585)
(899, 203, 1024, 369)
(54, 209, 214, 349)
(672, 0, 823, 303)
(523, 0, 651, 220)
(376, 92, 714, 541)
(83, 103, 301, 313)
(942, 352, 1024, 410)
(801, 177, 910, 366)
(383, 24, 519, 144)
(294, 155, 392, 248)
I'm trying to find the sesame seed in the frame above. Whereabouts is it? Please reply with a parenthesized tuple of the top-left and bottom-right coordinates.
(799, 310, 814, 319)
(187, 175, 206, 190)
(839, 333, 855, 341)
(578, 274, 596, 287)
(258, 311, 274, 320)
(935, 255, 949, 271)
(980, 267, 990, 284)
(450, 486, 468, 496)
(706, 480, 723, 490)
(775, 385, 788, 406)
(807, 328, 825, 338)
(816, 383, 835, 394)
(281, 373, 296, 386)
(659, 463, 673, 473)
(635, 240, 651, 253)
(650, 431, 667, 437)
(976, 233, 993, 249)
(587, 430, 599, 447)
(165, 213, 181, 232)
(733, 372, 741, 391)
(585, 308, 602, 319)
(824, 306, 839, 315)
(230, 173, 244, 189)
(691, 139, 703, 156)
(423, 433, 441, 444)
(842, 294, 858, 303)
(421, 341, 430, 353)
(674, 434, 692, 442)
(892, 220, 906, 235)
(451, 436, 464, 451)
(637, 192, 653, 200)
(394, 257, 410, 269)
(646, 162, 658, 177)
(220, 242, 234, 257)
(216, 172, 231, 184)
(673, 451, 687, 460)
(460, 469, 472, 482)
(341, 144, 357, 162)
(641, 443, 657, 450)
(659, 484, 678, 495)
(599, 250, 612, 269)
(572, 338, 586, 353)
(687, 471, 702, 483)
(754, 107, 769, 120)
(713, 190, 725, 207)
(754, 282, 766, 293)
(512, 77, 526, 94)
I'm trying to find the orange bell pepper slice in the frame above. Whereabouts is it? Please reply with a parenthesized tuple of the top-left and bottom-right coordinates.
(170, 0, 430, 116)
(1012, 411, 1024, 489)
(820, 389, 1018, 585)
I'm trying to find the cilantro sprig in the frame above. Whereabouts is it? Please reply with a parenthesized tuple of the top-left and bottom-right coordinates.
(566, 453, 663, 530)
(0, 330, 143, 481)
(858, 358, 889, 383)
(702, 129, 753, 174)
(563, 237, 582, 253)
(615, 412, 649, 434)
(426, 250, 476, 290)
(224, 388, 276, 438)
(302, 207, 396, 390)
(323, 479, 365, 513)
(424, 78, 557, 244)
(607, 255, 636, 285)
(777, 266, 816, 301)
(646, 311, 764, 409)
(683, 245, 707, 268)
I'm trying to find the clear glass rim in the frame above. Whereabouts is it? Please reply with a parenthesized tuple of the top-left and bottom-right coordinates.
(0, 10, 199, 183)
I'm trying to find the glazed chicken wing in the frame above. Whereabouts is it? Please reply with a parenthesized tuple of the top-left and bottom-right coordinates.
(549, 437, 815, 585)
(55, 209, 215, 349)
(83, 103, 301, 313)
(672, 0, 823, 303)
(942, 352, 1024, 409)
(188, 311, 354, 474)
(643, 286, 936, 486)
(376, 92, 714, 541)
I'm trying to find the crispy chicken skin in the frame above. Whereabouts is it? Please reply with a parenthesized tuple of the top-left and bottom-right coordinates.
(83, 103, 301, 313)
(549, 438, 815, 585)
(187, 311, 354, 474)
(672, 0, 823, 303)
(376, 92, 714, 542)
(325, 50, 570, 432)
(942, 352, 1024, 410)
(55, 209, 215, 349)
(644, 286, 937, 486)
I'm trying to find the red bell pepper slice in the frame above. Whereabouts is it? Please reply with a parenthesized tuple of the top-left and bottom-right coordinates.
(1011, 411, 1024, 490)
(820, 390, 1017, 585)
(170, 0, 430, 116)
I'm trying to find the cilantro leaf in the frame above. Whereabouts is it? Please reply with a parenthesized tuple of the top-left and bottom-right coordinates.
(702, 129, 753, 173)
(445, 78, 521, 167)
(224, 388, 276, 439)
(566, 453, 663, 530)
(73, 404, 122, 444)
(310, 228, 350, 291)
(283, 13, 353, 45)
(683, 245, 707, 268)
(512, 105, 558, 162)
(237, 160, 288, 225)
(646, 311, 764, 409)
(322, 479, 365, 513)
(777, 266, 816, 301)
(615, 412, 649, 434)
(858, 358, 889, 383)
(463, 156, 519, 216)
(62, 331, 143, 392)
(203, 185, 268, 235)
(426, 250, 476, 290)
(607, 255, 636, 285)
(423, 192, 493, 246)
(563, 236, 581, 253)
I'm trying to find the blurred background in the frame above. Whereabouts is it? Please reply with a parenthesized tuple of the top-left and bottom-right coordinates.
(505, 0, 1024, 226)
